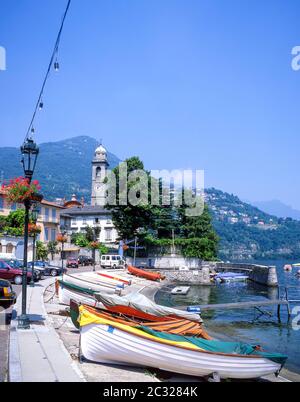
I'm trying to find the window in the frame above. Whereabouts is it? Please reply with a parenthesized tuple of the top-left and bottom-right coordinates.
(82, 218, 87, 225)
(52, 209, 56, 220)
(45, 228, 49, 241)
(45, 208, 49, 221)
(0, 197, 3, 210)
(51, 229, 56, 241)
(11, 203, 17, 211)
(105, 229, 112, 241)
(71, 218, 77, 226)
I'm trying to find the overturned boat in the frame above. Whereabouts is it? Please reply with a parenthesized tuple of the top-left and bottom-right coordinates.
(78, 305, 287, 380)
(95, 292, 202, 322)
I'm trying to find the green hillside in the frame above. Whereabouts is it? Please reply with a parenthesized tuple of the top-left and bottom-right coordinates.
(206, 188, 300, 260)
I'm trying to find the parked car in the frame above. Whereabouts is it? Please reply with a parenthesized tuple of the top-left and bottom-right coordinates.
(78, 255, 94, 266)
(2, 259, 41, 281)
(100, 255, 126, 269)
(66, 258, 79, 269)
(27, 261, 63, 277)
(0, 260, 33, 285)
(0, 279, 16, 309)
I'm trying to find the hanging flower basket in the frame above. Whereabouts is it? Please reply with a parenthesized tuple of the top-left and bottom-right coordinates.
(28, 223, 42, 236)
(89, 241, 100, 250)
(1, 177, 41, 204)
(57, 233, 68, 243)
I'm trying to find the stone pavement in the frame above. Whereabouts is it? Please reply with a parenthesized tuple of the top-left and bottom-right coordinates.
(9, 278, 84, 382)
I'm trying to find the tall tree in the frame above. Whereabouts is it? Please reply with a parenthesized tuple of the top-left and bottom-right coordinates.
(106, 157, 155, 240)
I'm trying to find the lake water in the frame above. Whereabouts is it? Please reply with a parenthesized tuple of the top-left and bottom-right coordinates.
(155, 259, 300, 374)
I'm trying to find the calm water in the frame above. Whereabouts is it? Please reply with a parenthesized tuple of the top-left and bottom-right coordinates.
(156, 259, 300, 374)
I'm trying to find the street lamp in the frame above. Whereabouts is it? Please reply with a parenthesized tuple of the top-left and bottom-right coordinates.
(18, 137, 39, 330)
(30, 202, 40, 287)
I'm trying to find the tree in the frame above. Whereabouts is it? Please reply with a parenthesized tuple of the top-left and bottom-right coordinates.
(3, 209, 26, 236)
(106, 157, 156, 240)
(47, 241, 58, 261)
(36, 241, 48, 261)
(71, 233, 89, 248)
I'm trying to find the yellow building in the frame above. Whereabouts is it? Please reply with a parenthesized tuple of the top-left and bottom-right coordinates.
(0, 190, 65, 243)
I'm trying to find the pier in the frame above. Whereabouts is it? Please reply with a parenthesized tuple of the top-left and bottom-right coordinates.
(180, 286, 300, 321)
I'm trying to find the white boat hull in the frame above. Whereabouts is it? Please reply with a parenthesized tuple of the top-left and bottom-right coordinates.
(62, 274, 120, 294)
(80, 323, 282, 379)
(58, 283, 105, 308)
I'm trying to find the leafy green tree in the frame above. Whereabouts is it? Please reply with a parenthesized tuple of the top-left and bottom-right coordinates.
(36, 241, 48, 261)
(47, 241, 58, 261)
(106, 156, 156, 240)
(71, 233, 89, 248)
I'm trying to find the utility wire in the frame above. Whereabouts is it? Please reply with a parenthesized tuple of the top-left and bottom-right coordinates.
(23, 0, 72, 144)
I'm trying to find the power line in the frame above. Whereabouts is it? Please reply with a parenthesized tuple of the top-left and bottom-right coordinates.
(23, 0, 72, 144)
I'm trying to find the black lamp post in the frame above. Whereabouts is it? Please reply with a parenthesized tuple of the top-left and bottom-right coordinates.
(18, 137, 39, 330)
(30, 202, 40, 287)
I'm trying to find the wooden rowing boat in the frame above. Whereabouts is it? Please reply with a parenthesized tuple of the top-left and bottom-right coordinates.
(70, 300, 211, 339)
(79, 305, 287, 379)
(127, 265, 165, 281)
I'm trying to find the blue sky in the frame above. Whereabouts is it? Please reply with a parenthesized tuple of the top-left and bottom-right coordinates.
(1, 0, 300, 208)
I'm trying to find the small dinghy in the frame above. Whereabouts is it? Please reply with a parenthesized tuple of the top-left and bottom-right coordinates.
(127, 265, 165, 281)
(171, 286, 190, 295)
(70, 300, 211, 338)
(95, 292, 202, 322)
(78, 305, 287, 380)
(215, 272, 249, 283)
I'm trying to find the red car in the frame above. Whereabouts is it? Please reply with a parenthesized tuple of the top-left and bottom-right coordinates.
(66, 258, 79, 269)
(0, 260, 32, 285)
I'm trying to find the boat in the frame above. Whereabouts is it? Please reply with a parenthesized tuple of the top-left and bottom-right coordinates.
(171, 286, 190, 295)
(96, 272, 132, 285)
(127, 265, 165, 281)
(78, 305, 287, 379)
(215, 272, 249, 283)
(70, 300, 211, 338)
(56, 279, 106, 307)
(62, 273, 124, 294)
(292, 263, 300, 268)
(94, 292, 203, 322)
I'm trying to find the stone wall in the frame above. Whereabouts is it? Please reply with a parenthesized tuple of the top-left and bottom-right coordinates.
(126, 256, 278, 287)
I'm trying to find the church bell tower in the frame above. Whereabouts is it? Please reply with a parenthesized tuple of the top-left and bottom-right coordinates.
(91, 144, 109, 206)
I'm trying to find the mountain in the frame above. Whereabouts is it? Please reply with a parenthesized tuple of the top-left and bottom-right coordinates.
(1, 137, 300, 260)
(0, 136, 121, 202)
(206, 188, 300, 260)
(250, 200, 300, 221)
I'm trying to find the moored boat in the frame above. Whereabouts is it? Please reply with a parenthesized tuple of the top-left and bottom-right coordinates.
(78, 305, 288, 379)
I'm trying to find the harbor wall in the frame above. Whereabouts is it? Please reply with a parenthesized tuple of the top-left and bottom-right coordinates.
(126, 257, 278, 287)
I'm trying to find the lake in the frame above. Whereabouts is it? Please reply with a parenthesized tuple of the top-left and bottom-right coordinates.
(155, 259, 300, 374)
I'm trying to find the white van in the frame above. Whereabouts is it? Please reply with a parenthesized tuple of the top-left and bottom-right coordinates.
(100, 255, 126, 269)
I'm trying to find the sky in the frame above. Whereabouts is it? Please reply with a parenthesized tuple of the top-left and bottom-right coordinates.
(1, 0, 300, 208)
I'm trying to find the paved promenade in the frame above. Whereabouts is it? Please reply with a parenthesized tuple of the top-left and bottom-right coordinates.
(9, 278, 84, 382)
